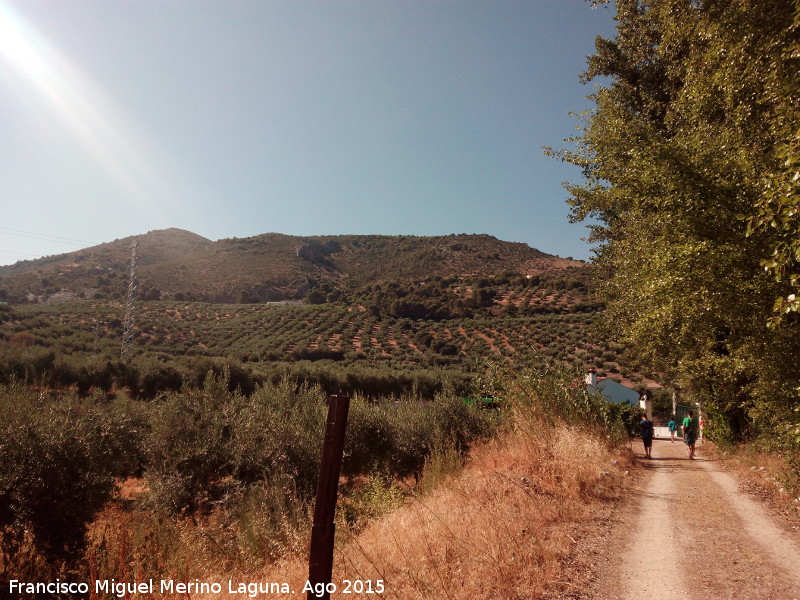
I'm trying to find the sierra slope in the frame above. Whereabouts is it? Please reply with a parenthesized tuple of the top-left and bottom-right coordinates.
(0, 229, 583, 303)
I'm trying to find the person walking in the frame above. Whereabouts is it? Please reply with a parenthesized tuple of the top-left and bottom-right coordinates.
(639, 413, 654, 459)
(682, 410, 697, 459)
(668, 415, 677, 443)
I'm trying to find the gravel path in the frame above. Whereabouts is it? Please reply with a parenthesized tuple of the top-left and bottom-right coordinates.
(584, 438, 800, 600)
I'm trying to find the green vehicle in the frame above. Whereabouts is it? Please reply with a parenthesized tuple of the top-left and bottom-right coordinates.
(461, 397, 503, 410)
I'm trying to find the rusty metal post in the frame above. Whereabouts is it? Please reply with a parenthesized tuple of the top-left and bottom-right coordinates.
(307, 394, 350, 600)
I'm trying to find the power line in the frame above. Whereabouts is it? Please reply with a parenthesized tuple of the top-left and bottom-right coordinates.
(0, 226, 89, 245)
(0, 249, 46, 257)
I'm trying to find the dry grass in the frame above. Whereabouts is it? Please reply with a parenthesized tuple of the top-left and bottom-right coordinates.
(191, 419, 633, 600)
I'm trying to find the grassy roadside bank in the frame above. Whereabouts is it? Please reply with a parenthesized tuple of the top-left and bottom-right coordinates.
(220, 429, 635, 600)
(190, 365, 638, 600)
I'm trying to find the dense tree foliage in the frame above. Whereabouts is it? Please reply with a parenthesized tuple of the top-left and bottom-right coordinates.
(554, 0, 800, 440)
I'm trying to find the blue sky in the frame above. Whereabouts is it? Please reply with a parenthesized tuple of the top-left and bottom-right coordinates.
(0, 0, 616, 267)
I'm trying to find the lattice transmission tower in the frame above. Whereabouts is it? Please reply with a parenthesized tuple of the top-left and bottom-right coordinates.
(121, 240, 139, 357)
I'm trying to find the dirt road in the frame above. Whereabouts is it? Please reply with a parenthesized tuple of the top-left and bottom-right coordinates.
(584, 437, 800, 600)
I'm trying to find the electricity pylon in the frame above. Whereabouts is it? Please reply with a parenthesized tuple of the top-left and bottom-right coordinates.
(121, 240, 139, 357)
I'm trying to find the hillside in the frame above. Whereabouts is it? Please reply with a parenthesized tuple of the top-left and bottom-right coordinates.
(0, 227, 650, 402)
(0, 229, 583, 304)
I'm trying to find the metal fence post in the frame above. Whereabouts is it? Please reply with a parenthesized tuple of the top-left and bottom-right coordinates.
(307, 394, 350, 600)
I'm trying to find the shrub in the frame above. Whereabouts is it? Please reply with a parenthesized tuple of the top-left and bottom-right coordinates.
(232, 477, 310, 567)
(0, 383, 141, 570)
(342, 397, 396, 476)
(428, 395, 496, 452)
(144, 371, 237, 513)
(230, 381, 325, 496)
(338, 473, 403, 531)
(0, 424, 114, 562)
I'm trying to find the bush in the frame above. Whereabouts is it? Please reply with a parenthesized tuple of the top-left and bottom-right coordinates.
(429, 395, 496, 452)
(230, 381, 325, 496)
(0, 383, 142, 570)
(386, 404, 439, 478)
(382, 397, 496, 479)
(144, 371, 237, 513)
(0, 424, 114, 562)
(342, 397, 396, 476)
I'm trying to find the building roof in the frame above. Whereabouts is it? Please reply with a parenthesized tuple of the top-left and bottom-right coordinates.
(587, 377, 641, 405)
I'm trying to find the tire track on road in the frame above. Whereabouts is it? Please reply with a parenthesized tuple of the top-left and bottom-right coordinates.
(617, 458, 686, 599)
(584, 439, 800, 600)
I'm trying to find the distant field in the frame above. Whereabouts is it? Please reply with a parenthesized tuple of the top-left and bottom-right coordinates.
(7, 300, 594, 362)
(0, 291, 650, 397)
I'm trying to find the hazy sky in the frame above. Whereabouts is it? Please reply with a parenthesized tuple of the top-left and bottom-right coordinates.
(0, 0, 616, 267)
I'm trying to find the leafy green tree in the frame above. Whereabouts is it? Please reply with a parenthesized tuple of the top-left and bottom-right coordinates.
(237, 289, 255, 304)
(306, 288, 326, 305)
(552, 0, 800, 440)
(143, 286, 161, 301)
(749, 118, 800, 323)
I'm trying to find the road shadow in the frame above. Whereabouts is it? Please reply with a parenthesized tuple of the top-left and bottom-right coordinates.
(634, 454, 716, 473)
(631, 439, 719, 471)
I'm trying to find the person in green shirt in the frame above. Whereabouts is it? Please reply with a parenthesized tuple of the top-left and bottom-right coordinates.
(667, 415, 677, 443)
(682, 410, 697, 460)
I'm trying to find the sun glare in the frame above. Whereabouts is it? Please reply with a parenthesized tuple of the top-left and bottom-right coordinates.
(0, 2, 184, 219)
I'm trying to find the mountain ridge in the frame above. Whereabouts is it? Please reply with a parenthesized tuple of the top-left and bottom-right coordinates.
(0, 228, 585, 304)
